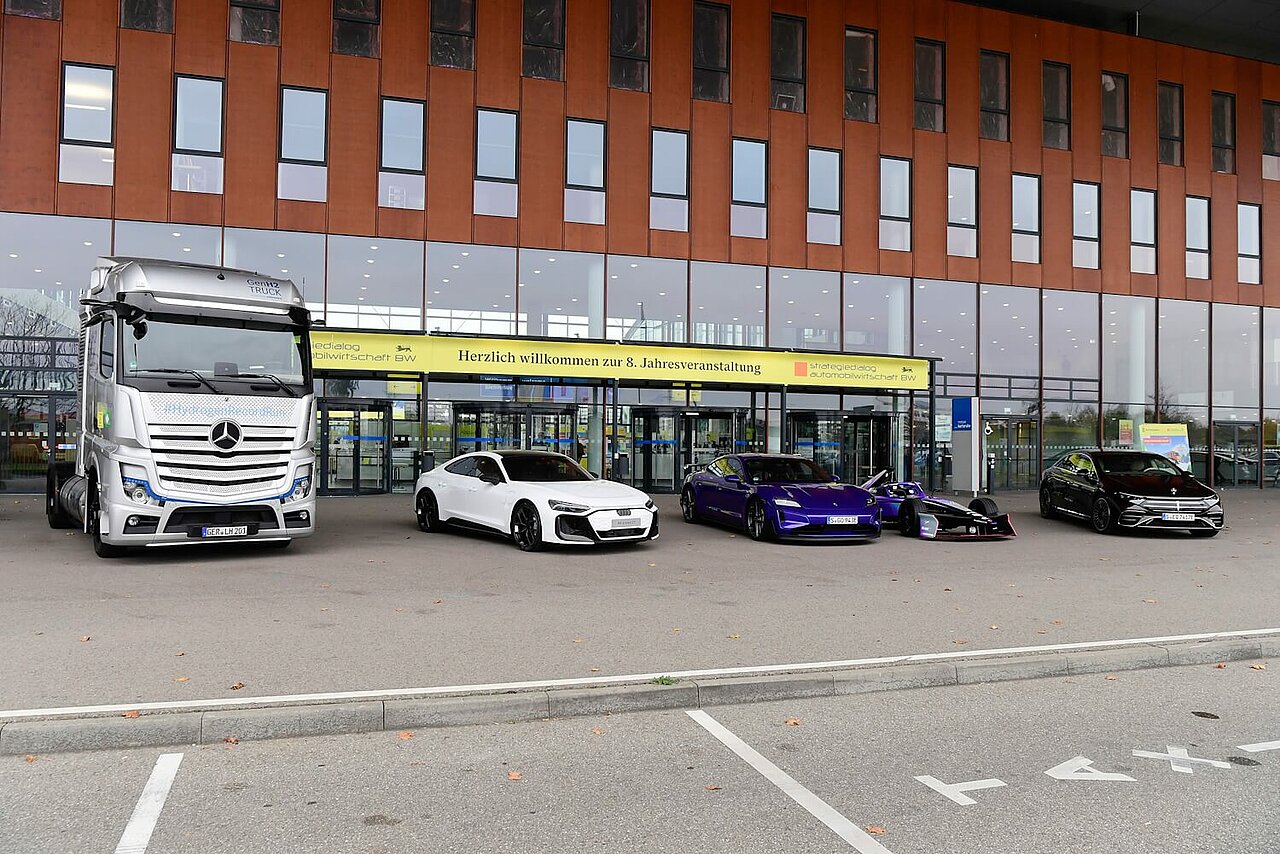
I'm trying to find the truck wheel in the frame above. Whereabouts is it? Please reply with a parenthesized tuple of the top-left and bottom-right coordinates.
(46, 467, 74, 529)
(88, 488, 126, 558)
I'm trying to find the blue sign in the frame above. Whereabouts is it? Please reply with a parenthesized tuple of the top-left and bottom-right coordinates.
(951, 397, 974, 432)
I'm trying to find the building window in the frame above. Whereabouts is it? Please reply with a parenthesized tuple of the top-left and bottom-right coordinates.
(60, 64, 115, 186)
(172, 76, 224, 194)
(333, 0, 380, 58)
(610, 0, 649, 92)
(730, 139, 766, 239)
(4, 0, 60, 19)
(807, 148, 840, 245)
(523, 0, 564, 80)
(1212, 92, 1235, 174)
(1239, 203, 1261, 284)
(770, 15, 804, 113)
(278, 87, 327, 202)
(431, 0, 475, 70)
(947, 165, 976, 257)
(1185, 196, 1209, 280)
(844, 28, 876, 122)
(230, 0, 279, 45)
(651, 129, 688, 232)
(913, 40, 944, 132)
(120, 0, 172, 32)
(879, 157, 910, 252)
(979, 51, 1009, 141)
(565, 119, 605, 225)
(692, 2, 729, 102)
(1042, 62, 1070, 149)
(1264, 100, 1280, 181)
(1130, 189, 1157, 274)
(1101, 71, 1128, 158)
(379, 98, 425, 210)
(1011, 174, 1040, 264)
(1072, 182, 1099, 269)
(475, 109, 517, 218)
(1156, 81, 1183, 167)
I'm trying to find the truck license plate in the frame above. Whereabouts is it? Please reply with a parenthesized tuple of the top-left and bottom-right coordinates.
(610, 518, 642, 529)
(1161, 513, 1195, 522)
(827, 515, 858, 525)
(202, 525, 249, 538)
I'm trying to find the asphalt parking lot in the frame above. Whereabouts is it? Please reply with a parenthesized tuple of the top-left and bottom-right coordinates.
(1, 488, 1276, 713)
(3, 663, 1275, 853)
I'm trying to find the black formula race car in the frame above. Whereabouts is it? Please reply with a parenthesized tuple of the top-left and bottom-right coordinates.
(862, 472, 1017, 540)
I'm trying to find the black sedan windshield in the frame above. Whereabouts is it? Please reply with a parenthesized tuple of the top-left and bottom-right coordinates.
(502, 454, 590, 482)
(743, 457, 834, 484)
(1097, 453, 1183, 476)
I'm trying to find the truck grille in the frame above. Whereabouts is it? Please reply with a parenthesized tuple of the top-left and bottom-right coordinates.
(149, 424, 296, 495)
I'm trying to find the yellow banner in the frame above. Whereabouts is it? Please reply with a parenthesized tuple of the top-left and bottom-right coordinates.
(310, 331, 929, 391)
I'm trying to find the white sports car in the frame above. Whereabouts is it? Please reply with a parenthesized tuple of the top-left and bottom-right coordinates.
(413, 450, 659, 551)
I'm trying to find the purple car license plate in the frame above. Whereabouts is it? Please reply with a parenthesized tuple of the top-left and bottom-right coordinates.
(827, 515, 858, 525)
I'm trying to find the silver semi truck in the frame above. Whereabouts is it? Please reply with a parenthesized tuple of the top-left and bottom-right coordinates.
(47, 258, 317, 557)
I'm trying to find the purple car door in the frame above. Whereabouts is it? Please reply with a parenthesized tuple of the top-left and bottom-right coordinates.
(717, 456, 751, 521)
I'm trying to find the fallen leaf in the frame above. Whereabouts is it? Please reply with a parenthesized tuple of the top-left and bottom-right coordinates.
(1215, 663, 1228, 669)
(507, 770, 522, 781)
(222, 736, 239, 745)
(319, 582, 331, 588)
(784, 718, 801, 727)
(648, 563, 656, 568)
(1036, 630, 1048, 635)
(671, 627, 681, 633)
(23, 755, 36, 764)
(434, 599, 443, 604)
(942, 587, 952, 592)
(1142, 598, 1158, 605)
(395, 608, 405, 613)
(727, 634, 740, 639)
(174, 651, 185, 657)
(397, 731, 414, 741)
(320, 608, 329, 612)
(988, 625, 999, 630)
(589, 668, 600, 672)
(953, 639, 968, 645)
(1051, 619, 1064, 625)
(79, 636, 91, 642)
(704, 784, 722, 791)
(591, 726, 605, 736)
(1250, 663, 1267, 671)
(1098, 557, 1110, 561)
(866, 826, 886, 836)
(1105, 674, 1118, 681)
(230, 682, 246, 690)
(175, 676, 189, 683)
(573, 638, 585, 644)
(121, 710, 140, 719)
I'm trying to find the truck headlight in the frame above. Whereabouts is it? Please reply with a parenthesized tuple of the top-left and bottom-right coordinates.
(548, 499, 590, 513)
(283, 466, 313, 504)
(120, 464, 161, 506)
(775, 498, 802, 508)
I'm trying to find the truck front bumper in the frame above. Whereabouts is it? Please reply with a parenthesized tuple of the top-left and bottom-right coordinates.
(101, 497, 316, 547)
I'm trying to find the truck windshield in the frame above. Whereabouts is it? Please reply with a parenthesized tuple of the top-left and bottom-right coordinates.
(122, 317, 309, 389)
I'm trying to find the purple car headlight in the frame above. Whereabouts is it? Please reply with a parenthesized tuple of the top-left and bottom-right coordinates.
(774, 498, 802, 508)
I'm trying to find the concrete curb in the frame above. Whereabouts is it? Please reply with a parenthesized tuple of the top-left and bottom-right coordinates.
(1, 637, 1270, 755)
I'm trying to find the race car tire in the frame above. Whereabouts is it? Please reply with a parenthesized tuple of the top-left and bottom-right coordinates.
(898, 499, 921, 537)
(968, 497, 1000, 517)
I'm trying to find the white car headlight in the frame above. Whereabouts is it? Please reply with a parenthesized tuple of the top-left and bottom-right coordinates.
(645, 499, 657, 511)
(775, 498, 802, 508)
(548, 499, 590, 513)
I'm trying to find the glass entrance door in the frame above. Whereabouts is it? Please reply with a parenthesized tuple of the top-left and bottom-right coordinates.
(842, 416, 894, 485)
(983, 417, 1040, 490)
(682, 412, 739, 473)
(0, 393, 78, 494)
(630, 409, 679, 493)
(529, 411, 576, 456)
(453, 409, 522, 454)
(788, 413, 842, 476)
(1209, 421, 1259, 487)
(318, 402, 391, 495)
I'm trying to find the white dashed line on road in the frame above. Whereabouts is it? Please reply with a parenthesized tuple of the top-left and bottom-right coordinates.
(113, 752, 183, 854)
(687, 709, 895, 853)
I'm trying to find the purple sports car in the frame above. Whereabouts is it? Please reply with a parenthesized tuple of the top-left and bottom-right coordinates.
(861, 471, 1016, 540)
(680, 454, 881, 542)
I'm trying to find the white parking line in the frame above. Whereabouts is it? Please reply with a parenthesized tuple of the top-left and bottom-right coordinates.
(1238, 740, 1280, 753)
(114, 753, 183, 854)
(687, 710, 894, 853)
(2, 626, 1275, 721)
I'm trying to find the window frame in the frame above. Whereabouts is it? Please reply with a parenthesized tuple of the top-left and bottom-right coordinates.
(731, 137, 767, 208)
(1042, 61, 1071, 150)
(522, 0, 565, 81)
(1072, 180, 1100, 268)
(947, 164, 978, 257)
(650, 128, 689, 199)
(1130, 188, 1157, 274)
(565, 117, 606, 191)
(60, 62, 116, 148)
(609, 0, 650, 92)
(1238, 201, 1261, 283)
(229, 0, 281, 46)
(1185, 194, 1210, 279)
(172, 73, 225, 157)
(429, 0, 476, 70)
(1157, 80, 1183, 166)
(1100, 70, 1129, 159)
(474, 107, 519, 184)
(1011, 172, 1041, 262)
(807, 146, 841, 215)
(1265, 100, 1280, 157)
(913, 38, 946, 132)
(1212, 91, 1236, 174)
(379, 96, 426, 174)
(843, 26, 877, 123)
(978, 50, 1010, 142)
(879, 155, 912, 226)
(332, 0, 381, 57)
(278, 85, 329, 166)
(769, 13, 805, 113)
(119, 0, 173, 33)
(692, 1, 730, 103)
(5, 0, 62, 19)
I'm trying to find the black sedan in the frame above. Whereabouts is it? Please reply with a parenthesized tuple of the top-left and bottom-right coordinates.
(1040, 449, 1224, 536)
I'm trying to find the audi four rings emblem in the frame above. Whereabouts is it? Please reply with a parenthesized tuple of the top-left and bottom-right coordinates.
(209, 420, 244, 451)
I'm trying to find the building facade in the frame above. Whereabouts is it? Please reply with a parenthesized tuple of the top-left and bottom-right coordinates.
(1, 0, 1279, 494)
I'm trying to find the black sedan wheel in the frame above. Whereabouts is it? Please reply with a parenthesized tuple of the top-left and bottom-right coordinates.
(898, 499, 921, 537)
(680, 488, 699, 524)
(745, 499, 771, 541)
(415, 490, 440, 532)
(1039, 485, 1057, 519)
(511, 502, 545, 552)
(1090, 496, 1116, 534)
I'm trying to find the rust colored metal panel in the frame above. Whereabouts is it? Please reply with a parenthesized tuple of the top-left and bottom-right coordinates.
(1182, 50, 1212, 198)
(327, 56, 380, 237)
(841, 120, 878, 273)
(944, 3, 979, 168)
(729, 235, 766, 266)
(62, 0, 118, 64)
(1009, 15, 1042, 176)
(807, 243, 840, 271)
(1098, 157, 1129, 295)
(1040, 147, 1072, 288)
(729, 0, 768, 140)
(650, 0, 690, 130)
(517, 78, 565, 250)
(690, 100, 730, 261)
(281, 0, 329, 89)
(1069, 25, 1101, 183)
(224, 44, 280, 230)
(425, 68, 475, 244)
(1038, 18, 1070, 61)
(56, 183, 113, 219)
(0, 18, 59, 213)
(1010, 261, 1042, 287)
(1155, 164, 1186, 300)
(381, 0, 429, 99)
(844, 0, 878, 31)
(476, 0, 520, 111)
(911, 129, 946, 280)
(1071, 267, 1101, 293)
(805, 0, 842, 149)
(913, 0, 945, 40)
(767, 110, 806, 269)
(1130, 272, 1157, 298)
(474, 214, 518, 245)
(564, 222, 606, 254)
(277, 199, 327, 233)
(649, 230, 689, 259)
(1235, 59, 1263, 202)
(878, 250, 911, 276)
(1264, 182, 1280, 308)
(1127, 38, 1157, 192)
(1210, 174, 1239, 305)
(977, 140, 1011, 285)
(175, 0, 228, 76)
(114, 30, 174, 222)
(565, 0, 607, 119)
(606, 89, 650, 256)
(875, 0, 912, 157)
(1183, 277, 1209, 303)
(169, 191, 223, 226)
(946, 255, 978, 282)
(377, 206, 425, 240)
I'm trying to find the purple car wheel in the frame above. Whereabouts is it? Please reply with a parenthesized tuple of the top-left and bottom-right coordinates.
(680, 489, 699, 524)
(746, 500, 771, 541)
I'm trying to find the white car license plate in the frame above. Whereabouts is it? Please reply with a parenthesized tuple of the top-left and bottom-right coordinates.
(1161, 513, 1195, 522)
(201, 526, 249, 538)
(827, 515, 858, 525)
(610, 518, 642, 529)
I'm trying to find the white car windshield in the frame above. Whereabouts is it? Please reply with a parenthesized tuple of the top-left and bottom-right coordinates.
(502, 454, 591, 482)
